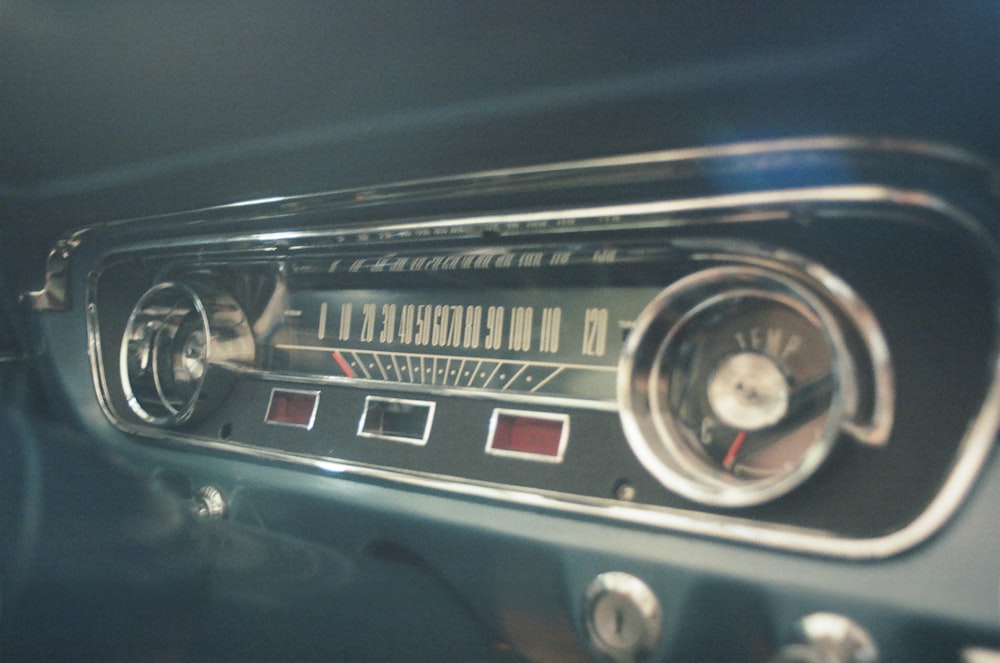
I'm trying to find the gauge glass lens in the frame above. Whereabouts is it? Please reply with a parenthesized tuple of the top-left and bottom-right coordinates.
(619, 266, 854, 507)
(653, 293, 835, 483)
(121, 282, 210, 423)
(262, 287, 661, 405)
(120, 281, 255, 426)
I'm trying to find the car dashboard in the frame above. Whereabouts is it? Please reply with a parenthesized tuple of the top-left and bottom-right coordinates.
(1, 4, 999, 663)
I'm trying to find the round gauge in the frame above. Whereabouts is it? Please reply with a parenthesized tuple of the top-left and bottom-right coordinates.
(120, 280, 255, 426)
(618, 266, 856, 507)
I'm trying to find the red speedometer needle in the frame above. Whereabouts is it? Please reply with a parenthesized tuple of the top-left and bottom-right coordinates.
(332, 351, 356, 378)
(722, 430, 748, 470)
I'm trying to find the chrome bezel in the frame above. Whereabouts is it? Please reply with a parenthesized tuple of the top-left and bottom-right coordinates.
(485, 408, 570, 464)
(119, 281, 210, 426)
(358, 395, 436, 446)
(119, 278, 256, 427)
(264, 387, 321, 431)
(80, 137, 1000, 559)
(618, 267, 855, 508)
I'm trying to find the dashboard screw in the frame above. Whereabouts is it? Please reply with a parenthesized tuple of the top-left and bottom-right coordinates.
(616, 481, 637, 502)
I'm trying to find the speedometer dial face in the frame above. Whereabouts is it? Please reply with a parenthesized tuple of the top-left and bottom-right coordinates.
(264, 287, 661, 406)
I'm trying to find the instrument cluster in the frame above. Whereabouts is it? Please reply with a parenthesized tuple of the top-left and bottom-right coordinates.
(78, 141, 1000, 558)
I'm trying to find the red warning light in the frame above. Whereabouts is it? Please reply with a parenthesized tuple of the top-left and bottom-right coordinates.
(487, 410, 569, 462)
(265, 389, 320, 429)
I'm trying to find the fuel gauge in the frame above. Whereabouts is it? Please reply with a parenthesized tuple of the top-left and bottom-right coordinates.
(619, 264, 873, 507)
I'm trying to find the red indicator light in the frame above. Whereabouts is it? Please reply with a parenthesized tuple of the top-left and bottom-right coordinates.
(265, 389, 320, 429)
(487, 410, 568, 463)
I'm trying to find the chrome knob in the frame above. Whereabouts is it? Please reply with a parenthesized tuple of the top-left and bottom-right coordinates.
(192, 485, 227, 520)
(770, 613, 878, 663)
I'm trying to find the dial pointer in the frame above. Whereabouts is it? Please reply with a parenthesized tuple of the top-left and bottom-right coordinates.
(722, 430, 748, 470)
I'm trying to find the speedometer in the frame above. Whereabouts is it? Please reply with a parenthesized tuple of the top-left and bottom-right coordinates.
(268, 286, 659, 405)
(193, 242, 691, 409)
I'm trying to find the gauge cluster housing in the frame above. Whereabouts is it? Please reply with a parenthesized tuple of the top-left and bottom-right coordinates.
(50, 138, 999, 559)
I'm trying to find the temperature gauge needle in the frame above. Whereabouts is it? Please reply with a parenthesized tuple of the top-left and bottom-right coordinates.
(722, 430, 748, 470)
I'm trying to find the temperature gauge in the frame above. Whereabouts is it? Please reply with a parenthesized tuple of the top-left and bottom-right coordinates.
(619, 264, 881, 507)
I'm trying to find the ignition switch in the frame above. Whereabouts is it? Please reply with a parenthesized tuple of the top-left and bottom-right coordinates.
(583, 572, 662, 662)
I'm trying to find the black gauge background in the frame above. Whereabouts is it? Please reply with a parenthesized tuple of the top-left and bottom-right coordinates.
(93, 212, 995, 540)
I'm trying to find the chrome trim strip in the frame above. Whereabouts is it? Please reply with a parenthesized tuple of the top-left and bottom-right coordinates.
(91, 135, 996, 232)
(79, 412, 997, 561)
(88, 268, 114, 425)
(81, 185, 983, 256)
(357, 395, 435, 446)
(441, 135, 996, 179)
(485, 408, 570, 464)
(82, 143, 1000, 560)
(23, 232, 85, 312)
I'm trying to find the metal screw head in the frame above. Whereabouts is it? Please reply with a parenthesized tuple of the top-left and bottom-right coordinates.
(615, 481, 637, 502)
